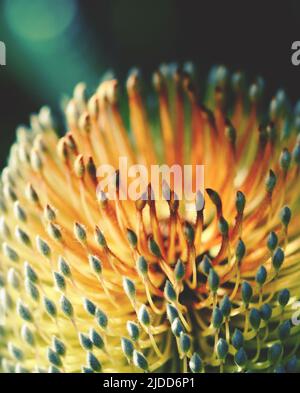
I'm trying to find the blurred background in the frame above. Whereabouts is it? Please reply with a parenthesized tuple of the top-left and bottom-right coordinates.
(0, 0, 300, 168)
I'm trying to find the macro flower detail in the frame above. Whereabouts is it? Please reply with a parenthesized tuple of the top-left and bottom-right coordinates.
(0, 64, 300, 373)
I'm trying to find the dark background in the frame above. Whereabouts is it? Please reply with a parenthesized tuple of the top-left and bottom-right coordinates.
(0, 0, 300, 168)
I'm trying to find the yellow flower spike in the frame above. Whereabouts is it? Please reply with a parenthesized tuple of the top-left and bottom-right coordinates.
(1, 63, 300, 373)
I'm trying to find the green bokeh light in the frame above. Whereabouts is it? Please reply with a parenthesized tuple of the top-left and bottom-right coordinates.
(4, 0, 77, 41)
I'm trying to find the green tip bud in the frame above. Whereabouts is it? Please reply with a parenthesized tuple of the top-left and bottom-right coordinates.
(148, 237, 162, 258)
(212, 307, 224, 329)
(265, 170, 277, 193)
(183, 222, 195, 244)
(36, 236, 51, 257)
(123, 277, 136, 299)
(218, 216, 229, 236)
(95, 226, 107, 247)
(200, 256, 212, 275)
(241, 281, 253, 305)
(47, 223, 62, 241)
(249, 308, 261, 330)
(89, 254, 102, 274)
(17, 300, 33, 322)
(268, 343, 283, 364)
(21, 324, 35, 347)
(8, 343, 24, 361)
(166, 303, 179, 323)
(179, 332, 191, 354)
(267, 231, 278, 251)
(280, 206, 291, 227)
(58, 256, 71, 277)
(133, 350, 148, 371)
(220, 295, 231, 318)
(164, 280, 177, 302)
(47, 348, 62, 368)
(127, 229, 137, 248)
(83, 298, 96, 316)
(260, 303, 272, 321)
(216, 338, 228, 360)
(127, 321, 140, 341)
(25, 279, 40, 301)
(278, 289, 290, 307)
(7, 268, 20, 289)
(208, 269, 219, 293)
(74, 222, 87, 242)
(235, 238, 246, 261)
(138, 305, 150, 326)
(15, 227, 31, 246)
(256, 265, 267, 286)
(234, 347, 248, 368)
(174, 259, 185, 281)
(60, 295, 74, 318)
(3, 243, 19, 262)
(236, 191, 246, 214)
(52, 336, 66, 356)
(89, 328, 104, 349)
(136, 256, 148, 276)
(96, 308, 108, 329)
(87, 352, 102, 372)
(231, 329, 244, 350)
(53, 272, 66, 291)
(189, 352, 203, 373)
(24, 262, 38, 283)
(272, 247, 285, 271)
(43, 297, 57, 318)
(121, 337, 134, 359)
(171, 317, 184, 337)
(280, 148, 291, 172)
(278, 320, 291, 341)
(79, 333, 93, 350)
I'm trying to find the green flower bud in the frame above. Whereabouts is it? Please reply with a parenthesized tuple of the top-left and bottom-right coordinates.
(212, 307, 224, 329)
(241, 281, 253, 305)
(96, 308, 108, 329)
(164, 280, 177, 302)
(133, 350, 148, 371)
(121, 337, 134, 359)
(83, 298, 96, 316)
(216, 338, 228, 360)
(52, 336, 66, 357)
(174, 259, 185, 281)
(200, 256, 212, 275)
(256, 265, 267, 286)
(278, 289, 290, 307)
(127, 321, 140, 341)
(208, 269, 219, 293)
(234, 347, 248, 368)
(272, 248, 285, 272)
(232, 329, 244, 350)
(87, 351, 102, 372)
(249, 308, 261, 330)
(267, 231, 278, 251)
(260, 303, 272, 321)
(189, 352, 203, 373)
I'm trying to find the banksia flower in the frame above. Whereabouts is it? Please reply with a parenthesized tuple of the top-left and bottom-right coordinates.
(0, 64, 300, 373)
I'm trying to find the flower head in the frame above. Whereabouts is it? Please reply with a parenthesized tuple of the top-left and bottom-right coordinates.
(0, 64, 300, 373)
